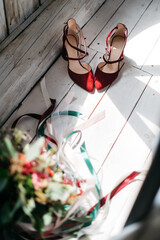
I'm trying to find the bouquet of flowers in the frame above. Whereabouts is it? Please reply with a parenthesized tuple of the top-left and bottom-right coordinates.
(0, 128, 94, 239)
(0, 108, 138, 240)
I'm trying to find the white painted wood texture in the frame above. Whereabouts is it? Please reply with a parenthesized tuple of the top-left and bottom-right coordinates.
(0, 0, 57, 46)
(90, 0, 152, 53)
(5, 48, 97, 135)
(83, 0, 124, 47)
(4, 0, 39, 33)
(125, 0, 160, 69)
(0, 0, 55, 53)
(0, 0, 105, 126)
(142, 35, 160, 75)
(4, 0, 160, 239)
(0, 0, 7, 43)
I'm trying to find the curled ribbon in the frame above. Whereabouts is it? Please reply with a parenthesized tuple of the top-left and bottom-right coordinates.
(37, 110, 101, 237)
(37, 110, 142, 238)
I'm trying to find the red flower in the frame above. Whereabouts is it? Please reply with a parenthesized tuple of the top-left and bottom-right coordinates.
(22, 161, 34, 174)
(62, 178, 73, 185)
(32, 173, 42, 190)
(37, 172, 48, 179)
(32, 172, 48, 190)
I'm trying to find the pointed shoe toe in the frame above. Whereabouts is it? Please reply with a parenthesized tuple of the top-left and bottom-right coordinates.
(68, 68, 94, 92)
(95, 65, 119, 90)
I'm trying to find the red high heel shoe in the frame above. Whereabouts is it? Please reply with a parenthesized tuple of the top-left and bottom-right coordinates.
(62, 19, 94, 92)
(95, 23, 128, 90)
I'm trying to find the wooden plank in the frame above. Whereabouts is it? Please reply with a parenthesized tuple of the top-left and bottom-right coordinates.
(7, 52, 152, 172)
(0, 0, 67, 82)
(90, 0, 152, 53)
(142, 35, 160, 75)
(40, 0, 47, 4)
(0, 0, 104, 84)
(83, 0, 124, 46)
(5, 47, 97, 134)
(0, 0, 7, 43)
(74, 66, 158, 238)
(0, 0, 56, 53)
(0, 0, 105, 126)
(125, 0, 160, 69)
(95, 75, 160, 237)
(99, 180, 145, 238)
(81, 62, 151, 170)
(7, 53, 153, 166)
(4, 0, 39, 33)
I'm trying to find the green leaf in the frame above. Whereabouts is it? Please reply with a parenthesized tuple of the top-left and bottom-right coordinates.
(10, 200, 21, 219)
(0, 169, 9, 192)
(0, 202, 11, 225)
(4, 138, 17, 158)
(3, 138, 17, 158)
(0, 178, 8, 192)
(51, 202, 67, 218)
(70, 216, 92, 223)
(33, 215, 44, 233)
(25, 137, 45, 161)
(24, 175, 34, 196)
(18, 182, 26, 202)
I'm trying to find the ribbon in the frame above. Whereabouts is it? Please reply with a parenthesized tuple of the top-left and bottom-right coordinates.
(80, 142, 101, 226)
(38, 110, 82, 139)
(37, 110, 102, 237)
(11, 77, 143, 238)
(55, 171, 141, 235)
(88, 171, 140, 215)
(11, 99, 56, 142)
(36, 110, 141, 238)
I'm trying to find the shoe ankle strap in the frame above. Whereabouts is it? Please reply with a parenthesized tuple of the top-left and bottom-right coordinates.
(103, 54, 124, 64)
(63, 20, 89, 60)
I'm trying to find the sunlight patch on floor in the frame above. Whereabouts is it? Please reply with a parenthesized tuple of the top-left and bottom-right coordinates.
(125, 23, 160, 66)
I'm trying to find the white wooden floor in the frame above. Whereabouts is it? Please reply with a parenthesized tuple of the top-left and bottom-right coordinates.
(5, 0, 160, 239)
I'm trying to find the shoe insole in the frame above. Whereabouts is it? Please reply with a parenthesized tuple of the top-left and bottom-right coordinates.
(65, 28, 91, 74)
(100, 36, 125, 74)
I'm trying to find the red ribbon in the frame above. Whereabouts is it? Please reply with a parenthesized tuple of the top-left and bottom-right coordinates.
(88, 171, 140, 214)
(37, 171, 140, 238)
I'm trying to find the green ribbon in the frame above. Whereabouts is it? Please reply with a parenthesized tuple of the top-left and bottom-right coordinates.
(38, 110, 82, 138)
(63, 130, 81, 143)
(38, 110, 101, 230)
(80, 142, 101, 226)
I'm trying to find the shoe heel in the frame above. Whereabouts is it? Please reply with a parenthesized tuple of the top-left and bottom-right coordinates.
(62, 42, 68, 61)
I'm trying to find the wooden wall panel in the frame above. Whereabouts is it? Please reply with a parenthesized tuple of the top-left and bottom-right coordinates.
(4, 0, 39, 33)
(0, 0, 7, 42)
(40, 0, 47, 4)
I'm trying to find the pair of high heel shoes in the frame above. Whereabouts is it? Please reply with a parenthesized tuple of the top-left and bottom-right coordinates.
(62, 19, 128, 92)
